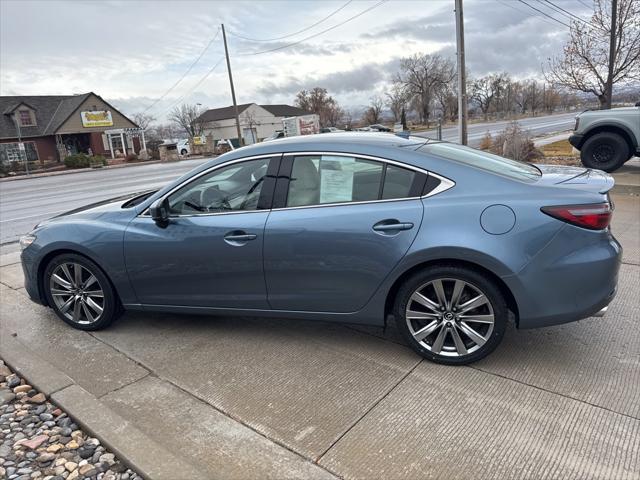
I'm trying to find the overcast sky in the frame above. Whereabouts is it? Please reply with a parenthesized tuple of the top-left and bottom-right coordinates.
(0, 0, 592, 121)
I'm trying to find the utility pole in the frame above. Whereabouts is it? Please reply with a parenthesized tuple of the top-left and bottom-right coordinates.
(222, 24, 243, 145)
(605, 0, 617, 109)
(454, 0, 468, 145)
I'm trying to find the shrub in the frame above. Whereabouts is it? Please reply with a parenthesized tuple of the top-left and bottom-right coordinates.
(64, 153, 107, 169)
(489, 122, 543, 162)
(124, 153, 138, 163)
(479, 132, 493, 151)
(64, 153, 91, 168)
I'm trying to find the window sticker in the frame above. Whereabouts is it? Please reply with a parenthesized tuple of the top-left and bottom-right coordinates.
(319, 156, 355, 203)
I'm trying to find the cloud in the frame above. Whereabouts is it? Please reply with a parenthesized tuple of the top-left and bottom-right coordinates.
(256, 58, 401, 97)
(0, 0, 584, 120)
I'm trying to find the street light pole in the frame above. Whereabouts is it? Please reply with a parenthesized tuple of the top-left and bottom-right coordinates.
(455, 0, 468, 146)
(221, 23, 243, 146)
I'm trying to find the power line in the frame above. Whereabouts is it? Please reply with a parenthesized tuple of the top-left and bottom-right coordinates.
(227, 0, 353, 43)
(496, 0, 560, 27)
(516, 0, 572, 27)
(539, 0, 596, 28)
(142, 27, 221, 113)
(575, 0, 593, 9)
(235, 0, 388, 56)
(158, 56, 225, 117)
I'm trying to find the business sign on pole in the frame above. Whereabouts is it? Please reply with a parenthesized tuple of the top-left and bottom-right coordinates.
(81, 111, 113, 127)
(193, 136, 206, 145)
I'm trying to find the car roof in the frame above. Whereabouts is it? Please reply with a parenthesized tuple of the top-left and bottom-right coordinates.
(225, 132, 427, 157)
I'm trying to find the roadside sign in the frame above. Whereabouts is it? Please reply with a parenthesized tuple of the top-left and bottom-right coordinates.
(18, 142, 25, 152)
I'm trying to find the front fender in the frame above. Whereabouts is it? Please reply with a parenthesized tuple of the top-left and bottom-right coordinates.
(27, 217, 138, 305)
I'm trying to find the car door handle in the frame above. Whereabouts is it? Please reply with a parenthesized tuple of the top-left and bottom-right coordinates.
(224, 231, 257, 245)
(372, 221, 414, 232)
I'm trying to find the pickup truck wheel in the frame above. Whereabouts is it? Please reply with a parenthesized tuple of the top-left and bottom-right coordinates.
(580, 132, 630, 172)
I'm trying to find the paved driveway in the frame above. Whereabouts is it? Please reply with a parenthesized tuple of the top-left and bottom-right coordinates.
(0, 194, 638, 479)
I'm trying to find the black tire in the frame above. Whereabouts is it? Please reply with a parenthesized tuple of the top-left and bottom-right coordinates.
(580, 132, 630, 172)
(43, 253, 121, 331)
(181, 149, 188, 155)
(394, 265, 508, 365)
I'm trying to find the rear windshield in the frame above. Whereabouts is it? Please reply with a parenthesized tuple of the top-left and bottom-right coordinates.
(419, 143, 541, 182)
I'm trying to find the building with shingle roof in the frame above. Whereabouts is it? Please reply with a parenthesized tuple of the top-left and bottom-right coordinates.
(197, 103, 312, 145)
(0, 92, 141, 165)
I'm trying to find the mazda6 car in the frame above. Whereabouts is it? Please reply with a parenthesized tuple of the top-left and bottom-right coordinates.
(20, 133, 621, 365)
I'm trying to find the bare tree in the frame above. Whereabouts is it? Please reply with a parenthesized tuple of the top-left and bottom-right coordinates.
(544, 0, 640, 109)
(363, 95, 384, 125)
(294, 87, 343, 127)
(396, 53, 455, 127)
(469, 76, 495, 120)
(385, 82, 410, 121)
(132, 112, 155, 130)
(241, 110, 261, 143)
(435, 81, 458, 122)
(168, 104, 204, 138)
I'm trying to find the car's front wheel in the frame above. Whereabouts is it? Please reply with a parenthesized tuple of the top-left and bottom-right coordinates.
(580, 132, 630, 172)
(181, 149, 188, 155)
(43, 253, 120, 330)
(394, 266, 508, 365)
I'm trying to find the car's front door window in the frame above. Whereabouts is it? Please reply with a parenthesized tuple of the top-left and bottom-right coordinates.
(168, 158, 271, 215)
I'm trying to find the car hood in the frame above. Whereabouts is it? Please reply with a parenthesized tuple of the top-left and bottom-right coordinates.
(534, 164, 614, 194)
(36, 190, 154, 227)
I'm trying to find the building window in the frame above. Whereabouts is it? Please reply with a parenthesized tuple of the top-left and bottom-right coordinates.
(18, 109, 35, 127)
(0, 142, 39, 165)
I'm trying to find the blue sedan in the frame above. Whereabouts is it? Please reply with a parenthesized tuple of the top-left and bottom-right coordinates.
(20, 133, 621, 365)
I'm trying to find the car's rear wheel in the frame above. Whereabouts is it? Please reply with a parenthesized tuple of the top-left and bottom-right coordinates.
(394, 266, 508, 365)
(580, 132, 630, 172)
(43, 253, 120, 331)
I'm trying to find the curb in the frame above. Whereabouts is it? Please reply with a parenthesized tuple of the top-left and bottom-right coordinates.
(0, 334, 210, 480)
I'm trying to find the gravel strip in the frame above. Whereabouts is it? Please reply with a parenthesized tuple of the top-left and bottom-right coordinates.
(0, 359, 141, 480)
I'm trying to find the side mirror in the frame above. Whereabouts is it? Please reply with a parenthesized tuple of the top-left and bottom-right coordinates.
(149, 197, 170, 228)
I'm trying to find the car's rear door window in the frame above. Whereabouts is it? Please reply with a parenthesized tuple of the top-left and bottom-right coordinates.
(382, 165, 417, 199)
(285, 155, 427, 207)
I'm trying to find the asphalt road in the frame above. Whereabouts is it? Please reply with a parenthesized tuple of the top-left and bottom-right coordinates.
(0, 159, 208, 244)
(414, 111, 576, 145)
(0, 112, 577, 245)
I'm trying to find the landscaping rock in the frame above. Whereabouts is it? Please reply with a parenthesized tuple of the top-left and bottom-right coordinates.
(0, 364, 140, 480)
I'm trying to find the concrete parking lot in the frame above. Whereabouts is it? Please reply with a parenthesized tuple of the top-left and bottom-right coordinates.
(1, 192, 638, 479)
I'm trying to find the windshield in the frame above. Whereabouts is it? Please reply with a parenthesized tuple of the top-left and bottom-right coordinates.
(419, 143, 541, 183)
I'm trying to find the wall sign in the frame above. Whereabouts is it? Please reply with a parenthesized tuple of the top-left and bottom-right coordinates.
(81, 111, 113, 127)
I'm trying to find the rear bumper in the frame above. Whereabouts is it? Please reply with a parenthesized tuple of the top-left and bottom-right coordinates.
(568, 133, 584, 150)
(504, 226, 622, 329)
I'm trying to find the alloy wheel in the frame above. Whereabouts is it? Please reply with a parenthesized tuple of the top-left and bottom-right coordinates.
(49, 262, 104, 324)
(405, 278, 495, 357)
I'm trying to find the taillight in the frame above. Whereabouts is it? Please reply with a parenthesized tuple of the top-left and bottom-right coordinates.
(541, 203, 612, 230)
